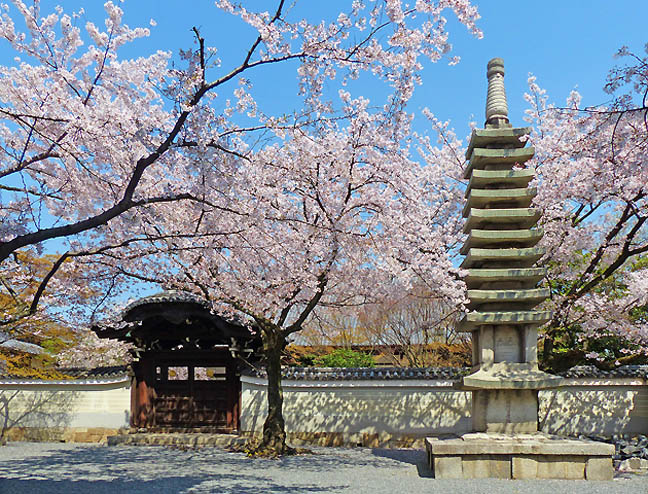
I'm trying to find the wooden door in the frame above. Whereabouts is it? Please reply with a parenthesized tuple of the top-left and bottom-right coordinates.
(151, 356, 237, 430)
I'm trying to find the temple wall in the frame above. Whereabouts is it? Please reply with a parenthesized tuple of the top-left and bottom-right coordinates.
(2, 375, 646, 445)
(539, 378, 648, 437)
(0, 379, 130, 443)
(241, 376, 648, 447)
(241, 377, 472, 446)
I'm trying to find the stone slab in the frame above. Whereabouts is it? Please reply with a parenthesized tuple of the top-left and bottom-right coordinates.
(426, 435, 615, 456)
(460, 229, 543, 254)
(511, 456, 538, 479)
(461, 247, 544, 269)
(466, 288, 549, 310)
(586, 457, 614, 480)
(464, 207, 541, 232)
(465, 268, 546, 289)
(472, 389, 539, 433)
(433, 455, 463, 479)
(466, 169, 536, 196)
(536, 455, 585, 479)
(464, 147, 535, 178)
(107, 432, 247, 448)
(461, 365, 563, 390)
(465, 127, 532, 159)
(463, 188, 536, 217)
(463, 455, 511, 478)
(458, 310, 552, 332)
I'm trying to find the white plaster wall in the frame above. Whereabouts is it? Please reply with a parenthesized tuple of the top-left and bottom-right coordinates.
(241, 377, 648, 437)
(241, 378, 472, 435)
(539, 379, 648, 437)
(1, 381, 131, 429)
(3, 377, 646, 438)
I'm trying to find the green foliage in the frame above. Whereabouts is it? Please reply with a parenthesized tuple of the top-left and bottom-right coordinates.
(313, 348, 375, 368)
(0, 351, 71, 380)
(295, 354, 317, 366)
(629, 305, 647, 324)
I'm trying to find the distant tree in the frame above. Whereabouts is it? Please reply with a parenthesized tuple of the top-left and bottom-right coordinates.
(0, 250, 130, 375)
(314, 348, 375, 368)
(1, 251, 82, 376)
(56, 330, 132, 369)
(304, 286, 466, 367)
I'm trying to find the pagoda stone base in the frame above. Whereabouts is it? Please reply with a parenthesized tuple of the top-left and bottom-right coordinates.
(426, 433, 614, 480)
(472, 389, 538, 433)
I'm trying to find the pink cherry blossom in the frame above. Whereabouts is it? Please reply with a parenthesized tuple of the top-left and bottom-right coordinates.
(0, 0, 481, 454)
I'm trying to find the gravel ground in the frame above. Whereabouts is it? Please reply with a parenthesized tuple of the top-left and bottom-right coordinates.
(0, 442, 646, 494)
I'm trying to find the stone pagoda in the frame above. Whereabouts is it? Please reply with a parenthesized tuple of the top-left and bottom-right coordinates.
(426, 58, 614, 480)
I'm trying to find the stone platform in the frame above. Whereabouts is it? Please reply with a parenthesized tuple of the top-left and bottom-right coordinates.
(426, 433, 615, 480)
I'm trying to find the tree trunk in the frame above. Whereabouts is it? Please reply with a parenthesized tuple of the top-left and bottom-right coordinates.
(257, 329, 292, 455)
(541, 332, 554, 363)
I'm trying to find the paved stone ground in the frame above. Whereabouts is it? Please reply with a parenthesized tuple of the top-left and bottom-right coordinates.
(0, 442, 646, 494)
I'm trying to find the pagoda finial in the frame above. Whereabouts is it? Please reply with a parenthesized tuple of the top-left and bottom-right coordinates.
(485, 57, 510, 127)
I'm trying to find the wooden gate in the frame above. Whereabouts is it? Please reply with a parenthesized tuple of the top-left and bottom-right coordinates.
(132, 350, 240, 431)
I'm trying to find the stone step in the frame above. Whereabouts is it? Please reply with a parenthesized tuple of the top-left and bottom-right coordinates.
(464, 147, 535, 178)
(107, 432, 247, 448)
(465, 267, 546, 287)
(461, 247, 545, 268)
(464, 208, 541, 232)
(460, 229, 543, 255)
(457, 310, 552, 332)
(465, 126, 532, 159)
(466, 288, 550, 309)
(463, 188, 537, 217)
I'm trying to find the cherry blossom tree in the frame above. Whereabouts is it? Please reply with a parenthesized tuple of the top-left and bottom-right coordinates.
(56, 329, 132, 369)
(522, 45, 648, 370)
(103, 103, 468, 454)
(0, 0, 481, 454)
(0, 0, 481, 313)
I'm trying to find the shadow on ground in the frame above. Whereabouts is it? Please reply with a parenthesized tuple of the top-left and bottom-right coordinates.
(370, 448, 433, 478)
(2, 443, 646, 494)
(0, 444, 352, 493)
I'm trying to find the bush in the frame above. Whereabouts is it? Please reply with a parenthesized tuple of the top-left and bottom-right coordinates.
(295, 353, 317, 366)
(313, 348, 375, 368)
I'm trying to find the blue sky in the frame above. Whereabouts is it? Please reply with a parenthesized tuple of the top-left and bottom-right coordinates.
(1, 1, 646, 304)
(1, 1, 646, 139)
